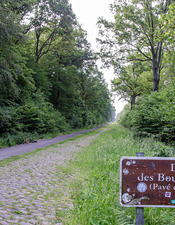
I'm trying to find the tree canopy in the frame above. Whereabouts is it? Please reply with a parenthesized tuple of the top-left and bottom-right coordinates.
(98, 0, 174, 93)
(0, 0, 115, 147)
(105, 1, 175, 144)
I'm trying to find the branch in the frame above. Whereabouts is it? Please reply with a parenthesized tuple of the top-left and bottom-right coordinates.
(127, 58, 150, 62)
(131, 44, 152, 61)
(118, 76, 133, 91)
(150, 7, 154, 49)
(137, 48, 152, 61)
(137, 19, 153, 49)
(38, 30, 56, 56)
(155, 42, 160, 56)
(157, 41, 163, 72)
(164, 0, 168, 13)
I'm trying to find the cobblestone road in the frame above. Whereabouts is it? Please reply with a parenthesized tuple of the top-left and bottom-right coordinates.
(0, 134, 100, 225)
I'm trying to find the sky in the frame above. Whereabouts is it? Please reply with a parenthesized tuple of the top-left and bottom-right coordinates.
(69, 0, 126, 114)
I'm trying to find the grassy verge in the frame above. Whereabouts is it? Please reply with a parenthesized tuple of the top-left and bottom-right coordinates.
(59, 123, 175, 225)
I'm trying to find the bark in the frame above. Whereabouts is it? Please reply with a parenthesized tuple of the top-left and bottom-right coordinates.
(35, 31, 40, 64)
(152, 57, 158, 92)
(35, 29, 56, 64)
(153, 68, 160, 92)
(56, 88, 60, 109)
(131, 92, 136, 110)
(152, 41, 162, 92)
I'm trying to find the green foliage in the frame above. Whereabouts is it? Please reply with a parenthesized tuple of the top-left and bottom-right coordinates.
(0, 106, 19, 134)
(84, 110, 97, 127)
(112, 62, 152, 109)
(30, 0, 76, 64)
(98, 0, 174, 92)
(0, 132, 39, 148)
(0, 91, 70, 146)
(62, 124, 175, 224)
(161, 3, 175, 44)
(151, 142, 175, 157)
(120, 87, 175, 144)
(0, 0, 115, 147)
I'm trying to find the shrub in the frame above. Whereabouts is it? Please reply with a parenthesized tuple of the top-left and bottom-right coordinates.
(120, 87, 175, 144)
(84, 110, 97, 127)
(0, 91, 70, 140)
(151, 142, 175, 157)
(68, 107, 84, 128)
(0, 106, 23, 135)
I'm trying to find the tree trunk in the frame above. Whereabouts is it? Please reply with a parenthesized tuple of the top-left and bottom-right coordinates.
(153, 68, 158, 92)
(131, 92, 136, 110)
(56, 88, 60, 109)
(152, 60, 160, 92)
(35, 31, 40, 64)
(152, 41, 162, 92)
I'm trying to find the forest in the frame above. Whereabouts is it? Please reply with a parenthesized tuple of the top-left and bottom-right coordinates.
(1, 0, 175, 149)
(0, 0, 115, 147)
(1, 1, 175, 224)
(97, 0, 175, 147)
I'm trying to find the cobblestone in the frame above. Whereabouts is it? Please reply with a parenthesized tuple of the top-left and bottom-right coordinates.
(0, 134, 100, 224)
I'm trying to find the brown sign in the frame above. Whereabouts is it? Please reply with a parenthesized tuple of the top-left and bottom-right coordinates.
(120, 157, 175, 208)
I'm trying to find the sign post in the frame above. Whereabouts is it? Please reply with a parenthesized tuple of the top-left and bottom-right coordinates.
(136, 152, 144, 225)
(120, 155, 175, 224)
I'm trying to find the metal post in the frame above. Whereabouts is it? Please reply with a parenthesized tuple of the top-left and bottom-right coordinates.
(136, 152, 144, 225)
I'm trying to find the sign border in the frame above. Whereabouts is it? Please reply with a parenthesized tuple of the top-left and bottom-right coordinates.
(120, 156, 175, 208)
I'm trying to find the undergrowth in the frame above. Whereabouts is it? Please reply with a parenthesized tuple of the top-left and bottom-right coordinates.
(59, 123, 175, 225)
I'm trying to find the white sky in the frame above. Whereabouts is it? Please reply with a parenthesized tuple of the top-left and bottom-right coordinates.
(69, 0, 126, 114)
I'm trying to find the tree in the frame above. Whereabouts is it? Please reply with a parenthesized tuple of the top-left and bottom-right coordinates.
(112, 61, 152, 109)
(30, 0, 76, 64)
(160, 3, 175, 86)
(0, 0, 115, 137)
(97, 0, 174, 92)
(0, 0, 35, 103)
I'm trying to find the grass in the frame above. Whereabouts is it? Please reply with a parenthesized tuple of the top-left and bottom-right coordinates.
(59, 123, 175, 225)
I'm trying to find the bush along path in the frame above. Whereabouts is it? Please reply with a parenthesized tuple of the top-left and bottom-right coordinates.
(0, 128, 106, 225)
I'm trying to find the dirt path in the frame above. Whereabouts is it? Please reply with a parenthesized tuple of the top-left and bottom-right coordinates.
(0, 128, 106, 225)
(0, 126, 104, 161)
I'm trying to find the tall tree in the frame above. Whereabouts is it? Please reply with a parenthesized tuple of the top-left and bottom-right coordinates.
(30, 0, 76, 64)
(97, 0, 174, 91)
(112, 62, 152, 109)
(0, 0, 35, 103)
(0, 0, 115, 133)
